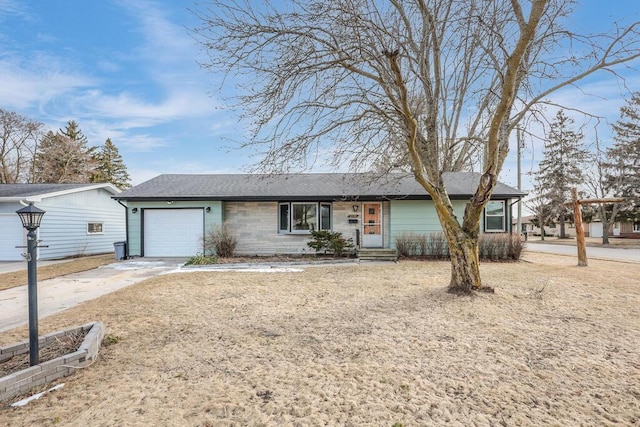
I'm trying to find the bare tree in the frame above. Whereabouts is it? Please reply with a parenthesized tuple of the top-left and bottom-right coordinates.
(0, 109, 43, 183)
(193, 0, 640, 293)
(583, 138, 621, 244)
(33, 124, 96, 184)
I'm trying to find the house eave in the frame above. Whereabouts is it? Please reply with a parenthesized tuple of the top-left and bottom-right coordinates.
(113, 193, 524, 203)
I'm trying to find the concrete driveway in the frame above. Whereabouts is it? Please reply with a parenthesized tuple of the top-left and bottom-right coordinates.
(0, 259, 186, 334)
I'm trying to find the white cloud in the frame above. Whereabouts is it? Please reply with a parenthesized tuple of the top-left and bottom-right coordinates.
(0, 0, 30, 21)
(0, 54, 95, 110)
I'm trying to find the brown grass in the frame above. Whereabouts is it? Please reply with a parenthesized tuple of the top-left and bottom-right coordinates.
(0, 254, 114, 291)
(1, 253, 639, 426)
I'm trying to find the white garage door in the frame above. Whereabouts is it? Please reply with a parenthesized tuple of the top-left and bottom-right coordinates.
(144, 209, 204, 257)
(0, 214, 26, 261)
(590, 222, 603, 238)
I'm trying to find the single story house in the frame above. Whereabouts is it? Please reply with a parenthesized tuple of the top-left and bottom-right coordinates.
(614, 220, 640, 238)
(0, 183, 125, 261)
(113, 173, 524, 258)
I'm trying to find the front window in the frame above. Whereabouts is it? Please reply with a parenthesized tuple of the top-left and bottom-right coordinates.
(633, 221, 640, 233)
(279, 202, 331, 234)
(292, 203, 317, 231)
(485, 201, 505, 232)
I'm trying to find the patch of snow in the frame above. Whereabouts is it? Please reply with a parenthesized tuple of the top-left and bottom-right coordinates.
(11, 383, 65, 407)
(106, 261, 181, 270)
(163, 267, 304, 274)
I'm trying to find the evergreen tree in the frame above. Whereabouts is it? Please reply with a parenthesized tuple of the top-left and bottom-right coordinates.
(535, 110, 589, 238)
(605, 92, 640, 221)
(91, 138, 131, 189)
(33, 121, 95, 183)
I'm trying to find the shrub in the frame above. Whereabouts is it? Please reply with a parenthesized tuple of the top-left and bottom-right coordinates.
(479, 233, 524, 261)
(395, 232, 419, 257)
(203, 224, 237, 258)
(307, 230, 354, 257)
(394, 232, 523, 261)
(185, 254, 219, 265)
(508, 234, 525, 260)
(427, 232, 449, 259)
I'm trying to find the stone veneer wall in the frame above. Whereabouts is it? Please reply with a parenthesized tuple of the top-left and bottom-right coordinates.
(223, 201, 390, 255)
(0, 322, 104, 402)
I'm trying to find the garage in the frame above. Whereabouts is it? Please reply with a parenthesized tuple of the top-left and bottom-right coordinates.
(0, 214, 26, 261)
(143, 209, 204, 257)
(590, 222, 604, 238)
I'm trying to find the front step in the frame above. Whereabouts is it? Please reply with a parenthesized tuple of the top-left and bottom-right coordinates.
(357, 248, 398, 261)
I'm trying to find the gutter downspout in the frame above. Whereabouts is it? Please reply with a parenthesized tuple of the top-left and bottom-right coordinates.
(116, 200, 129, 259)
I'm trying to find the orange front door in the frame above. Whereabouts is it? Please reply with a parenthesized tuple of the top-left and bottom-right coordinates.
(362, 202, 383, 247)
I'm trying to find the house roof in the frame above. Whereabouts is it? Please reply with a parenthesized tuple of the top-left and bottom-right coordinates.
(0, 183, 121, 202)
(114, 173, 525, 202)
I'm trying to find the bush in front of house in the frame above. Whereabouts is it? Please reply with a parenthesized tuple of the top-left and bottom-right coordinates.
(203, 224, 238, 258)
(394, 232, 523, 261)
(307, 230, 354, 257)
(185, 254, 219, 265)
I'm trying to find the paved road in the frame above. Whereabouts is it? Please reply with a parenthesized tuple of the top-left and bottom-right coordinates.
(524, 242, 640, 263)
(0, 259, 185, 333)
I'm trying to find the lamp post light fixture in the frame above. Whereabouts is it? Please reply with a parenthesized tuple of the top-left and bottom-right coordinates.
(16, 202, 46, 366)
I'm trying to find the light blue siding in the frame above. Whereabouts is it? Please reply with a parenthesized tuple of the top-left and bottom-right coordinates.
(126, 201, 223, 257)
(389, 200, 467, 248)
(33, 188, 126, 260)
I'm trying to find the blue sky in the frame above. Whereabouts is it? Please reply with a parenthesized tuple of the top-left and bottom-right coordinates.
(0, 0, 638, 188)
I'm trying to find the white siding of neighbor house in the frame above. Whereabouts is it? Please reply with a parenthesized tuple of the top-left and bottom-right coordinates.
(0, 210, 27, 260)
(31, 188, 125, 260)
(125, 201, 223, 257)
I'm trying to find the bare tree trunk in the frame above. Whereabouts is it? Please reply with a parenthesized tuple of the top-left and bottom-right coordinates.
(430, 195, 485, 293)
(445, 229, 482, 293)
(601, 219, 610, 245)
(559, 210, 566, 238)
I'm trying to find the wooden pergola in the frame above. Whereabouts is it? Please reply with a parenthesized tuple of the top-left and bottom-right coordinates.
(565, 188, 625, 266)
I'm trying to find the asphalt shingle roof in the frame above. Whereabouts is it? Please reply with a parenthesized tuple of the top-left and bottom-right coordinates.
(0, 183, 101, 199)
(114, 173, 525, 201)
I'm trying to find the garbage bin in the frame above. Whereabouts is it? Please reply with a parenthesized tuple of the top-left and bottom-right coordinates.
(114, 241, 127, 260)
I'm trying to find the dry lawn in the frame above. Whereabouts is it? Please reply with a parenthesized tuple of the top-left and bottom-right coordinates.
(1, 253, 639, 426)
(0, 254, 114, 291)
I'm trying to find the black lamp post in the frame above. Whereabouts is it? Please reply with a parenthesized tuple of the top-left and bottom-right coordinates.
(16, 202, 46, 366)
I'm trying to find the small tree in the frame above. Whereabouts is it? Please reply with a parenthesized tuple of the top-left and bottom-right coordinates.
(525, 193, 554, 240)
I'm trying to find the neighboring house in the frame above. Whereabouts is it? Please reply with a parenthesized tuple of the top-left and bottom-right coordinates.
(113, 173, 524, 258)
(612, 220, 640, 238)
(0, 183, 125, 261)
(512, 215, 535, 235)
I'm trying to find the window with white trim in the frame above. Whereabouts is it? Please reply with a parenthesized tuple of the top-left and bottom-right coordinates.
(87, 222, 104, 234)
(484, 201, 505, 232)
(633, 221, 640, 232)
(278, 202, 331, 233)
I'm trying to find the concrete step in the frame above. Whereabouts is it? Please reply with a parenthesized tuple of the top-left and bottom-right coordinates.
(357, 248, 398, 261)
